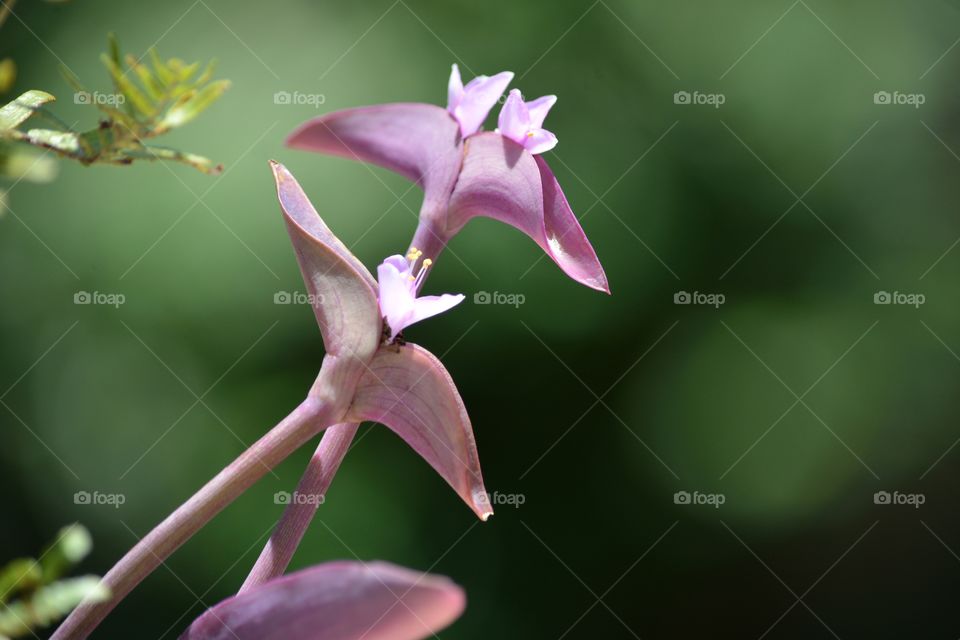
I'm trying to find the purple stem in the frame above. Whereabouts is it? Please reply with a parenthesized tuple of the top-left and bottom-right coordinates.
(52, 395, 340, 640)
(239, 422, 359, 593)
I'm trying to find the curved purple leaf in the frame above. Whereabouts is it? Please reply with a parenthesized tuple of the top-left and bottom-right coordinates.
(346, 343, 492, 520)
(446, 133, 609, 293)
(271, 161, 381, 362)
(286, 104, 463, 217)
(180, 561, 465, 640)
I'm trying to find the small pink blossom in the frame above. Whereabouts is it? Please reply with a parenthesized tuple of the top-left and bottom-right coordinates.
(497, 89, 558, 154)
(377, 249, 464, 340)
(446, 64, 513, 137)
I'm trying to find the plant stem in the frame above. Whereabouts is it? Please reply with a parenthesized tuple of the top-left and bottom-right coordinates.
(239, 220, 450, 588)
(238, 422, 359, 592)
(51, 396, 338, 640)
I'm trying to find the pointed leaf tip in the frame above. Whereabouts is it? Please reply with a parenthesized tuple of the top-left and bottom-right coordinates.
(347, 343, 492, 520)
(448, 133, 609, 293)
(271, 162, 380, 362)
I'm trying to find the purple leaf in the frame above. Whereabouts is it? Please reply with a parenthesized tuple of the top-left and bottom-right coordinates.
(286, 104, 463, 217)
(347, 343, 492, 520)
(180, 561, 465, 640)
(271, 161, 382, 362)
(447, 133, 609, 293)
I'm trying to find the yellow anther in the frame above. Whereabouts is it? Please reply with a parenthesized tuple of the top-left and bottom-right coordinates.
(422, 258, 433, 267)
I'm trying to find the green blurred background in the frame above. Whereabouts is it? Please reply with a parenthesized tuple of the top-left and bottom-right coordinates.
(3, 0, 960, 637)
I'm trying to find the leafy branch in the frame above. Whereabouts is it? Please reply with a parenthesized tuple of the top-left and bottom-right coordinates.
(0, 524, 109, 639)
(0, 34, 230, 176)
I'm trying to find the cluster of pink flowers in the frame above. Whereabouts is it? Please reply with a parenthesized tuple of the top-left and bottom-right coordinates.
(55, 66, 607, 640)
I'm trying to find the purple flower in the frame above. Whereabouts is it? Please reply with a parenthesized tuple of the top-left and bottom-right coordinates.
(497, 89, 558, 154)
(446, 63, 513, 137)
(180, 561, 465, 640)
(273, 161, 491, 520)
(377, 250, 464, 340)
(286, 66, 609, 293)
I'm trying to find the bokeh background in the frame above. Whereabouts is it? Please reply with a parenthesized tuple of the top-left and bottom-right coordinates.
(3, 0, 960, 637)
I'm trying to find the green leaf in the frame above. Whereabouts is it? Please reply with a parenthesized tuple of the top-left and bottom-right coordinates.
(124, 54, 163, 102)
(149, 48, 174, 86)
(58, 65, 86, 94)
(0, 560, 41, 604)
(100, 54, 155, 118)
(0, 576, 109, 638)
(193, 59, 218, 87)
(158, 79, 229, 132)
(0, 91, 56, 130)
(39, 524, 92, 583)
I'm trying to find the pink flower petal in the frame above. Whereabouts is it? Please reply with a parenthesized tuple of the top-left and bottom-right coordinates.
(496, 89, 529, 142)
(347, 343, 492, 520)
(447, 133, 609, 293)
(407, 293, 465, 327)
(524, 128, 558, 155)
(524, 95, 557, 130)
(446, 64, 464, 114)
(376, 257, 416, 338)
(450, 70, 514, 137)
(180, 561, 465, 640)
(286, 104, 463, 216)
(271, 161, 383, 360)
